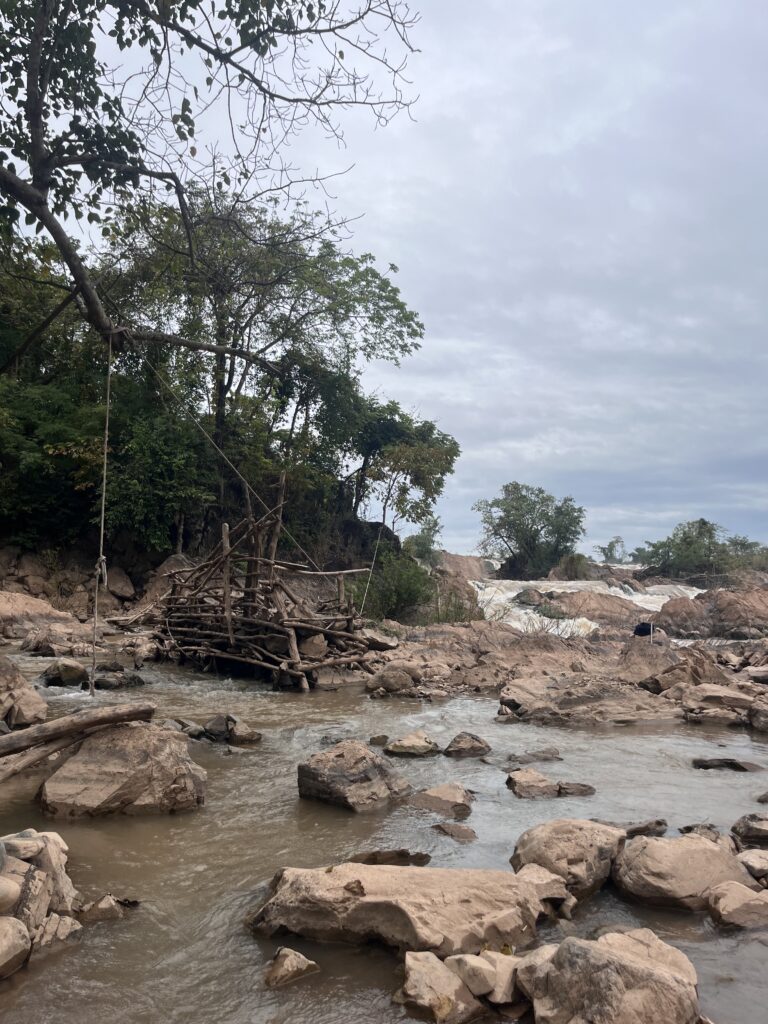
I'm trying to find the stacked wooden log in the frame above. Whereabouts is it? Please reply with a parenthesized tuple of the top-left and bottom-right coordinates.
(0, 703, 155, 784)
(157, 514, 374, 690)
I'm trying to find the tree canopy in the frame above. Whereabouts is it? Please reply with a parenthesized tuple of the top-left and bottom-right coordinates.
(632, 519, 768, 581)
(473, 482, 586, 579)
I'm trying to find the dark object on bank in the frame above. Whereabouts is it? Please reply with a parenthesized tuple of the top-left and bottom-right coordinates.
(633, 622, 653, 637)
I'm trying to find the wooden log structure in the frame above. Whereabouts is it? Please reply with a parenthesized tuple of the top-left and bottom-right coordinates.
(150, 512, 375, 690)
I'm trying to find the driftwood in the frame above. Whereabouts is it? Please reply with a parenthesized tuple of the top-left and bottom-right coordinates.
(140, 509, 375, 690)
(0, 702, 156, 758)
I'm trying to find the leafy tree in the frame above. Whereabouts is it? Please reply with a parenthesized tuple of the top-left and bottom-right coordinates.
(0, 1, 417, 365)
(631, 519, 768, 580)
(473, 482, 586, 579)
(402, 515, 442, 567)
(594, 535, 628, 563)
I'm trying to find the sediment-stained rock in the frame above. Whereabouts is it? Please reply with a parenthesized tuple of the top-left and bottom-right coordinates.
(612, 834, 758, 910)
(443, 732, 491, 758)
(250, 862, 569, 956)
(397, 950, 484, 1024)
(511, 819, 626, 897)
(529, 929, 700, 1024)
(385, 729, 441, 757)
(0, 654, 47, 728)
(707, 880, 768, 928)
(297, 739, 411, 812)
(39, 722, 206, 816)
(410, 782, 474, 818)
(264, 946, 319, 988)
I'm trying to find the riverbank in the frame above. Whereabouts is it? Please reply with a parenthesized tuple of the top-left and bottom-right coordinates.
(1, 644, 767, 1022)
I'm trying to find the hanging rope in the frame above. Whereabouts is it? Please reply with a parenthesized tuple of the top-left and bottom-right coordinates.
(90, 337, 113, 697)
(359, 519, 385, 616)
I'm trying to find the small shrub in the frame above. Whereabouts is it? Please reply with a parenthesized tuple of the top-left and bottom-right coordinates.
(354, 550, 434, 621)
(556, 552, 592, 580)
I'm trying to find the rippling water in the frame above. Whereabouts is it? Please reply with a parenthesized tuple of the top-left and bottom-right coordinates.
(1, 651, 766, 1023)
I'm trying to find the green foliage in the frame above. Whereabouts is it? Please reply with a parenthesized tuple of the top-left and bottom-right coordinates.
(631, 519, 768, 581)
(473, 482, 586, 579)
(594, 535, 629, 564)
(556, 552, 592, 580)
(536, 601, 569, 621)
(353, 550, 435, 621)
(402, 516, 442, 567)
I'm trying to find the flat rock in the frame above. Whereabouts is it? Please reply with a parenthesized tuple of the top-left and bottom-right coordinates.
(250, 862, 568, 957)
(511, 819, 626, 897)
(397, 950, 484, 1024)
(411, 782, 474, 819)
(443, 732, 491, 758)
(40, 722, 206, 816)
(529, 929, 700, 1024)
(506, 768, 595, 800)
(297, 739, 411, 812)
(612, 834, 758, 910)
(507, 747, 562, 766)
(732, 812, 768, 847)
(264, 946, 319, 988)
(432, 823, 477, 843)
(708, 880, 768, 928)
(385, 729, 441, 757)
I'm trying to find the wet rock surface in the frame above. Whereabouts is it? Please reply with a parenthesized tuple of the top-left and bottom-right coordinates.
(297, 739, 411, 812)
(250, 862, 569, 956)
(511, 819, 626, 897)
(39, 722, 207, 816)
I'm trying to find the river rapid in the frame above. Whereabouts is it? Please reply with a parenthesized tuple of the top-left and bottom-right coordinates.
(1, 651, 767, 1024)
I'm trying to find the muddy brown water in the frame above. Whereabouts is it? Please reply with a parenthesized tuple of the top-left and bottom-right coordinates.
(1, 652, 767, 1024)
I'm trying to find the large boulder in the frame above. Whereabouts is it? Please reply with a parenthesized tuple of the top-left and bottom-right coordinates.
(396, 950, 484, 1024)
(612, 834, 758, 910)
(0, 654, 47, 728)
(0, 591, 87, 641)
(39, 722, 206, 816)
(0, 917, 31, 979)
(250, 862, 569, 957)
(41, 657, 89, 687)
(297, 739, 411, 812)
(106, 566, 135, 600)
(529, 929, 700, 1024)
(707, 881, 768, 928)
(511, 819, 626, 897)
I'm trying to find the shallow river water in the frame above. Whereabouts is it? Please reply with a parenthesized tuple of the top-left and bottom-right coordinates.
(1, 653, 767, 1024)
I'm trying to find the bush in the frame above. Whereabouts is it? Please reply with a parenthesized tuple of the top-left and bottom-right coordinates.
(354, 550, 434, 621)
(556, 553, 592, 580)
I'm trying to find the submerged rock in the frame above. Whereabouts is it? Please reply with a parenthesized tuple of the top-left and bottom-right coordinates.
(250, 862, 569, 957)
(264, 946, 319, 988)
(347, 849, 431, 867)
(297, 739, 411, 812)
(410, 783, 474, 818)
(40, 722, 206, 816)
(432, 823, 477, 843)
(506, 768, 595, 800)
(612, 834, 757, 910)
(692, 757, 763, 772)
(511, 819, 626, 898)
(507, 746, 562, 766)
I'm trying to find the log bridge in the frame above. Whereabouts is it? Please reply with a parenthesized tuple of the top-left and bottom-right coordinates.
(156, 504, 374, 691)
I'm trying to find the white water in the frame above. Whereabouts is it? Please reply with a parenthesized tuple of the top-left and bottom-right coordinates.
(471, 578, 704, 637)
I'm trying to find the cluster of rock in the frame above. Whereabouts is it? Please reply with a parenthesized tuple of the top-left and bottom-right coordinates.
(41, 657, 146, 690)
(164, 712, 262, 747)
(249, 859, 709, 1023)
(0, 827, 123, 981)
(654, 588, 768, 639)
(511, 816, 768, 931)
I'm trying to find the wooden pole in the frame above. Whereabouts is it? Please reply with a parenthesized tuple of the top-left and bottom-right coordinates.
(222, 521, 234, 645)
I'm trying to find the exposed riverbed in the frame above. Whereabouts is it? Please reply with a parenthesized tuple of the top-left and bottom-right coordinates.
(1, 651, 767, 1023)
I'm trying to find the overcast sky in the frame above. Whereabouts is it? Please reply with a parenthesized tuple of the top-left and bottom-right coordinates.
(288, 0, 768, 554)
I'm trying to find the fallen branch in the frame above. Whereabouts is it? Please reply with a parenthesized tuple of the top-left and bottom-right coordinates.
(0, 702, 156, 759)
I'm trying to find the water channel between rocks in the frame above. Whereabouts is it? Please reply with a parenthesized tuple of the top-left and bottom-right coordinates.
(1, 654, 767, 1024)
